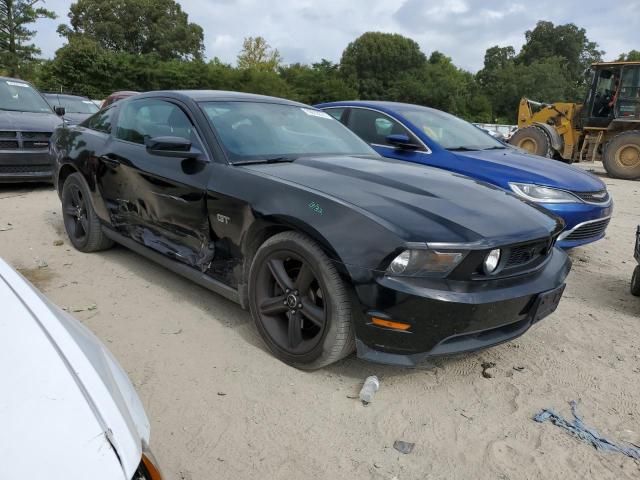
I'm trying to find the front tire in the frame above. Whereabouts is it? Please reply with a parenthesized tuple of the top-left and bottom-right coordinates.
(509, 126, 553, 158)
(603, 131, 640, 180)
(61, 173, 113, 252)
(248, 231, 355, 369)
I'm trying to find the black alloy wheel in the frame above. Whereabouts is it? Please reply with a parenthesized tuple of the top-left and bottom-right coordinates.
(249, 231, 355, 369)
(63, 183, 89, 243)
(255, 251, 327, 354)
(61, 173, 113, 252)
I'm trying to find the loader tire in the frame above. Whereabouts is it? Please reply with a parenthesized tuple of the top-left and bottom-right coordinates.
(603, 131, 640, 180)
(509, 126, 552, 158)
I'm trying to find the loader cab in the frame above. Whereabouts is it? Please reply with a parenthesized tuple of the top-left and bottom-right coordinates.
(583, 63, 640, 128)
(617, 65, 640, 120)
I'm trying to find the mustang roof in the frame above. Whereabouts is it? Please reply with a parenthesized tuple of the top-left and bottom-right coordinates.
(138, 90, 307, 106)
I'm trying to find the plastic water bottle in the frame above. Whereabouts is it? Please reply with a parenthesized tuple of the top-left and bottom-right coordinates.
(359, 376, 380, 404)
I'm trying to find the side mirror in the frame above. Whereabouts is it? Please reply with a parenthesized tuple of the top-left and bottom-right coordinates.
(145, 136, 202, 159)
(386, 133, 419, 150)
(54, 106, 66, 117)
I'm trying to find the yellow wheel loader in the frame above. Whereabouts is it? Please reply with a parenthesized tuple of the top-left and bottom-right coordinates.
(509, 61, 640, 179)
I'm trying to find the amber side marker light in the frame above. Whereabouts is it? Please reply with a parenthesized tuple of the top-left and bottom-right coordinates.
(141, 451, 163, 480)
(371, 317, 411, 331)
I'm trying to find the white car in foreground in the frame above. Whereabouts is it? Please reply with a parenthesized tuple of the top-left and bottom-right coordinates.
(0, 258, 162, 480)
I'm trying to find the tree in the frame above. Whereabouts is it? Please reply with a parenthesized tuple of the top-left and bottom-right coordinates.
(279, 60, 357, 105)
(340, 32, 426, 99)
(35, 37, 114, 97)
(618, 50, 640, 62)
(388, 52, 491, 121)
(518, 21, 602, 97)
(0, 0, 56, 77)
(236, 36, 282, 71)
(58, 0, 204, 60)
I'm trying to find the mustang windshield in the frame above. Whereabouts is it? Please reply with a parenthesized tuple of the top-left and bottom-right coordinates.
(200, 101, 376, 163)
(46, 95, 99, 114)
(396, 105, 505, 151)
(0, 79, 53, 114)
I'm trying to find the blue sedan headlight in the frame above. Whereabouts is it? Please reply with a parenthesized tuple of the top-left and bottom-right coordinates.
(509, 183, 580, 204)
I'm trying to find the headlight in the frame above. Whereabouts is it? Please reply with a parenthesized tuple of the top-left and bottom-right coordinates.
(509, 183, 579, 203)
(386, 249, 465, 277)
(483, 249, 501, 274)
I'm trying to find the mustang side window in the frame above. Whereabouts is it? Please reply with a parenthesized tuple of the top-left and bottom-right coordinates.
(347, 108, 411, 147)
(115, 99, 201, 148)
(83, 107, 114, 134)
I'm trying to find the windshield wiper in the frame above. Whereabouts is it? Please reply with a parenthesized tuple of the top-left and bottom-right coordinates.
(232, 156, 297, 166)
(0, 108, 48, 113)
(447, 146, 480, 152)
(482, 146, 507, 150)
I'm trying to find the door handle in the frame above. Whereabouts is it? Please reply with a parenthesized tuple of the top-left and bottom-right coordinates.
(99, 155, 120, 168)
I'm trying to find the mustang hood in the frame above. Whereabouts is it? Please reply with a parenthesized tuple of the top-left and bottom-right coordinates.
(453, 148, 605, 192)
(246, 155, 562, 245)
(0, 110, 62, 132)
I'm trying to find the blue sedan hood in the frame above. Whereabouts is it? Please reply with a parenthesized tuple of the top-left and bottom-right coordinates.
(452, 148, 605, 192)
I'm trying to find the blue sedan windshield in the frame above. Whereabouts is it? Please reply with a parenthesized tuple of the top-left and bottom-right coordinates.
(200, 101, 376, 163)
(396, 106, 504, 151)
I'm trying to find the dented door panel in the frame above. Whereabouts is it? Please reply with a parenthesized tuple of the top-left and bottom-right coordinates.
(97, 139, 213, 270)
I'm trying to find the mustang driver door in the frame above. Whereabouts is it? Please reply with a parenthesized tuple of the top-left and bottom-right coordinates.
(98, 98, 214, 270)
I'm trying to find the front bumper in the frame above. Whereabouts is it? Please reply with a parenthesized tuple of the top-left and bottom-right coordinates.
(0, 150, 52, 183)
(351, 247, 571, 366)
(547, 201, 613, 248)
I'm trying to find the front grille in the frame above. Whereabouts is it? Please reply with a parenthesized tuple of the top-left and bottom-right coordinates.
(0, 131, 52, 150)
(573, 190, 610, 203)
(504, 240, 551, 269)
(0, 164, 51, 174)
(23, 140, 50, 149)
(0, 140, 19, 149)
(21, 131, 52, 139)
(565, 218, 610, 241)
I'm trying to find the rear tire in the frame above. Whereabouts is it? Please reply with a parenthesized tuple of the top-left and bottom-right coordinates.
(509, 126, 553, 158)
(603, 131, 640, 180)
(248, 231, 355, 370)
(61, 173, 113, 252)
(631, 266, 640, 297)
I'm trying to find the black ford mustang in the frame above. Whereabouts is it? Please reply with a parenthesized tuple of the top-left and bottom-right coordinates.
(50, 91, 571, 369)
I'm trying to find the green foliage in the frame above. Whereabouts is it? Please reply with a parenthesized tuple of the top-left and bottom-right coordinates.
(59, 0, 204, 60)
(237, 36, 282, 72)
(36, 37, 112, 97)
(20, 8, 618, 126)
(388, 52, 491, 122)
(618, 50, 640, 62)
(0, 0, 56, 77)
(340, 32, 426, 99)
(477, 21, 604, 122)
(279, 60, 357, 104)
(519, 21, 602, 80)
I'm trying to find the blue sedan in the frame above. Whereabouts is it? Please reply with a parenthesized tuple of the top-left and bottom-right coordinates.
(316, 101, 612, 249)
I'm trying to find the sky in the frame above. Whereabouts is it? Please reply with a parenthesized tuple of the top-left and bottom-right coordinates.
(33, 0, 638, 72)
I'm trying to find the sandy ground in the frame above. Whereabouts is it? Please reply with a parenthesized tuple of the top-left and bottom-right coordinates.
(1, 163, 639, 480)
